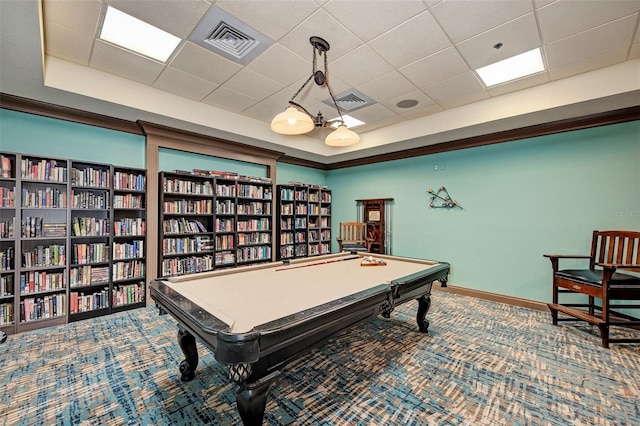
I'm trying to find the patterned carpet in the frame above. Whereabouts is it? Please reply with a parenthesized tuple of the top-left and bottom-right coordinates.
(1, 290, 639, 426)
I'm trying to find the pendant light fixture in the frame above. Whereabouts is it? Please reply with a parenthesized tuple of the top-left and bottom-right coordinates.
(270, 36, 360, 147)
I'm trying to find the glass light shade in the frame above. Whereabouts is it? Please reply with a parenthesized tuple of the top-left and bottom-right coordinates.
(270, 106, 315, 135)
(325, 125, 360, 146)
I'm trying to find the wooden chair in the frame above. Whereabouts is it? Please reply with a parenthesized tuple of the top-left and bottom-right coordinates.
(544, 230, 640, 348)
(336, 222, 370, 252)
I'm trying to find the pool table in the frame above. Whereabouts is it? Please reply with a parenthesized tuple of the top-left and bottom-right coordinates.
(150, 252, 449, 425)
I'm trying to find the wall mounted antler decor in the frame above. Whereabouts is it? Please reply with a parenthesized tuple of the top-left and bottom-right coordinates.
(427, 186, 463, 209)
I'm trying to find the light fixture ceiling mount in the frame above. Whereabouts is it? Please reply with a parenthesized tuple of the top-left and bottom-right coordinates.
(270, 36, 360, 147)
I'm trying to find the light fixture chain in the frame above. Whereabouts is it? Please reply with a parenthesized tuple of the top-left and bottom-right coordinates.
(290, 73, 314, 102)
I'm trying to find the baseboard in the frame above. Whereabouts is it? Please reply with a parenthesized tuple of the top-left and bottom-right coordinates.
(434, 283, 549, 312)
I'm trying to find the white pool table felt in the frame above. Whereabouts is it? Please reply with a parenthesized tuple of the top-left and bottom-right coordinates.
(164, 254, 440, 333)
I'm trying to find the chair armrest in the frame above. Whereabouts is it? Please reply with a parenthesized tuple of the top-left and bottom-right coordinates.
(595, 262, 640, 270)
(543, 254, 591, 259)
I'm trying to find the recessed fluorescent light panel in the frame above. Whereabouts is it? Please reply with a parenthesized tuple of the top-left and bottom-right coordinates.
(100, 6, 181, 62)
(330, 115, 365, 129)
(476, 48, 545, 87)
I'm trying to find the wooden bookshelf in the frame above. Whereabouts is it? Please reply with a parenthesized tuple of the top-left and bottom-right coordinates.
(0, 151, 148, 335)
(276, 183, 332, 260)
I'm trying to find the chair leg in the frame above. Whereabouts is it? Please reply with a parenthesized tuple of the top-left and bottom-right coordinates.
(598, 324, 609, 349)
(550, 283, 558, 325)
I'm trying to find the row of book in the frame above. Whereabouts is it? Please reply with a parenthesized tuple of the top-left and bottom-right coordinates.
(113, 260, 145, 281)
(20, 293, 66, 322)
(237, 201, 271, 215)
(21, 158, 67, 183)
(21, 217, 67, 238)
(113, 282, 144, 307)
(0, 186, 14, 207)
(215, 218, 234, 232)
(20, 270, 66, 294)
(162, 236, 212, 255)
(163, 178, 213, 195)
(71, 167, 110, 188)
(70, 265, 110, 287)
(237, 232, 271, 245)
(163, 199, 212, 215)
(113, 171, 146, 191)
(215, 234, 234, 250)
(113, 240, 144, 260)
(114, 217, 145, 237)
(22, 244, 66, 268)
(72, 242, 108, 265)
(237, 218, 270, 231)
(0, 248, 14, 270)
(162, 218, 207, 234)
(0, 274, 13, 296)
(161, 254, 214, 276)
(21, 187, 68, 208)
(238, 184, 272, 199)
(113, 194, 143, 209)
(280, 245, 295, 259)
(215, 183, 236, 197)
(215, 199, 235, 214)
(72, 217, 110, 237)
(215, 251, 235, 266)
(0, 219, 14, 238)
(70, 190, 110, 209)
(237, 246, 272, 263)
(70, 287, 109, 314)
(0, 302, 12, 325)
(308, 243, 331, 256)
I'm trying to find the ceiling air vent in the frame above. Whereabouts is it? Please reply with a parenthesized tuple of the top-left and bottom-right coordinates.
(323, 89, 376, 113)
(189, 7, 272, 65)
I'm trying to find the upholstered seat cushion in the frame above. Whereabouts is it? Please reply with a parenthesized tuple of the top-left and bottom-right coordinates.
(341, 243, 368, 252)
(556, 269, 640, 288)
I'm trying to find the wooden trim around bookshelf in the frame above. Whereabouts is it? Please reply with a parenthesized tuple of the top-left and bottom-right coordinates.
(0, 93, 142, 135)
(434, 283, 549, 312)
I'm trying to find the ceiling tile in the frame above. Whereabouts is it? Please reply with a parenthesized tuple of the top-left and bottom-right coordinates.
(456, 13, 541, 69)
(545, 15, 638, 70)
(278, 9, 362, 60)
(329, 45, 394, 87)
(537, 0, 640, 43)
(368, 11, 451, 68)
(217, 0, 318, 40)
(399, 47, 469, 89)
(548, 49, 629, 81)
(223, 68, 284, 101)
(153, 67, 218, 101)
(89, 40, 165, 85)
(381, 89, 437, 114)
(356, 71, 418, 103)
(169, 42, 243, 85)
(44, 21, 93, 66)
(243, 88, 298, 123)
(430, 0, 532, 43)
(202, 87, 260, 113)
(347, 103, 399, 124)
(423, 71, 488, 106)
(105, 0, 211, 39)
(395, 102, 444, 120)
(323, 0, 427, 42)
(247, 44, 309, 86)
(42, 0, 102, 35)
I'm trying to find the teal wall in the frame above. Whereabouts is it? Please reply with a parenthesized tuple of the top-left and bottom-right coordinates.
(158, 147, 266, 177)
(0, 109, 145, 167)
(327, 121, 640, 302)
(2, 108, 638, 304)
(276, 162, 327, 186)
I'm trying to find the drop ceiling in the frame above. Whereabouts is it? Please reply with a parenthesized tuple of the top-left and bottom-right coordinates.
(1, 0, 639, 164)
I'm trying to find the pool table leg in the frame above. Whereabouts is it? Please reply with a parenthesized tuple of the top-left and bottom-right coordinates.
(177, 328, 198, 382)
(234, 370, 280, 426)
(416, 294, 431, 333)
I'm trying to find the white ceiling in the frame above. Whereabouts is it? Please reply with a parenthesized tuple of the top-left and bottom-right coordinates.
(1, 0, 639, 164)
